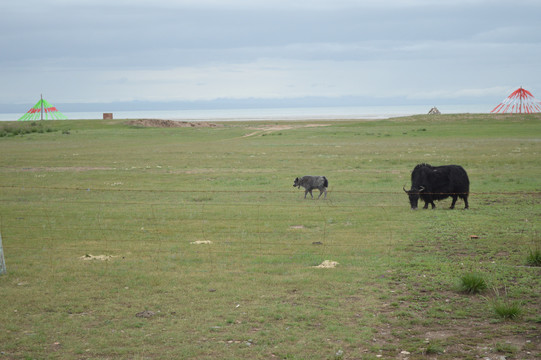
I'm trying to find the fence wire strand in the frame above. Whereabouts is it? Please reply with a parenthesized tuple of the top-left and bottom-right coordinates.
(0, 187, 539, 277)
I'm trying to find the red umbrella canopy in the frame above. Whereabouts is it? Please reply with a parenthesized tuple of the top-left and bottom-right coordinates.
(491, 87, 541, 114)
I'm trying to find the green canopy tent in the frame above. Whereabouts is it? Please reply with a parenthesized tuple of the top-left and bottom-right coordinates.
(18, 95, 68, 121)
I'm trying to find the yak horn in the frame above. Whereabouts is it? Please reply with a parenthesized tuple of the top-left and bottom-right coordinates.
(419, 186, 425, 192)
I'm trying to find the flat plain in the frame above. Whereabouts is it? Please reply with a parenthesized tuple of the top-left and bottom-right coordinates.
(0, 114, 540, 359)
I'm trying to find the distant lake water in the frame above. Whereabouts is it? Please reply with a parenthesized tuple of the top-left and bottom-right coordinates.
(0, 104, 492, 122)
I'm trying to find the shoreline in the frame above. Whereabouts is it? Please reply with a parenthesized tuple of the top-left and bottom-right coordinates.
(0, 104, 493, 122)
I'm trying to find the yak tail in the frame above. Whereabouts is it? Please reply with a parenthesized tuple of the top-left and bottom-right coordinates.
(323, 176, 328, 188)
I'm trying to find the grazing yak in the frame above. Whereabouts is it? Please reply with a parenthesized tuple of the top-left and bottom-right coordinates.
(294, 176, 328, 199)
(404, 163, 469, 209)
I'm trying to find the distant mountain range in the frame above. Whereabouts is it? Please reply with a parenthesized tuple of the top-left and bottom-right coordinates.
(0, 96, 490, 113)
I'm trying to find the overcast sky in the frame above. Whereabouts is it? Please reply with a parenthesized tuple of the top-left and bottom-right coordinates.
(1, 0, 540, 108)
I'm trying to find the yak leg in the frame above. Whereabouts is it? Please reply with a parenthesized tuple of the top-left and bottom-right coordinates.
(424, 200, 436, 209)
(318, 188, 326, 199)
(450, 195, 458, 209)
(425, 197, 436, 209)
(305, 189, 313, 199)
(463, 196, 469, 209)
(422, 197, 434, 209)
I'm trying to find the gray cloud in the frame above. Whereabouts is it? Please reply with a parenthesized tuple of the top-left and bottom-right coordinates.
(1, 0, 540, 105)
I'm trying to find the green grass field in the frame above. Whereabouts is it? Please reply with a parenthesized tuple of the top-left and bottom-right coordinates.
(0, 114, 540, 359)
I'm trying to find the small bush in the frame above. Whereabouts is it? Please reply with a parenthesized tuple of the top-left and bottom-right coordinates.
(425, 343, 444, 355)
(458, 272, 487, 294)
(0, 123, 56, 136)
(495, 341, 518, 355)
(526, 247, 541, 266)
(492, 299, 523, 320)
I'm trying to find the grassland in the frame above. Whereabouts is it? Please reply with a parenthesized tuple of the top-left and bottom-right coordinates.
(0, 114, 540, 359)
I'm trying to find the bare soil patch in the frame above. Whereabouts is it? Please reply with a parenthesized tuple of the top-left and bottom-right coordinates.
(313, 260, 339, 268)
(79, 254, 118, 261)
(190, 240, 213, 245)
(243, 123, 330, 137)
(16, 167, 115, 172)
(126, 119, 222, 128)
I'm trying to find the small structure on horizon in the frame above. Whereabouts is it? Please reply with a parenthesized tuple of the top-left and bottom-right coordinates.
(103, 113, 113, 120)
(18, 95, 68, 121)
(491, 87, 541, 114)
(428, 106, 441, 115)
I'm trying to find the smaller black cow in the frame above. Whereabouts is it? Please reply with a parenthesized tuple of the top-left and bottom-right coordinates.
(404, 163, 469, 210)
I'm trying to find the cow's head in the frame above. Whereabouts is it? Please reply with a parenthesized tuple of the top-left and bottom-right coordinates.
(293, 177, 300, 188)
(403, 185, 424, 209)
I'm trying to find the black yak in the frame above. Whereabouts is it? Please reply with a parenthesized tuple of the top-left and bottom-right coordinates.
(294, 176, 328, 199)
(404, 164, 469, 209)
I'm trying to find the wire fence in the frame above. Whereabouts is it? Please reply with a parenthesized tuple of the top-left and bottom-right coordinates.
(0, 187, 539, 276)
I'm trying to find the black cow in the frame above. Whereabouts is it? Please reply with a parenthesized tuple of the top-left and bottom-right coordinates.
(404, 163, 469, 210)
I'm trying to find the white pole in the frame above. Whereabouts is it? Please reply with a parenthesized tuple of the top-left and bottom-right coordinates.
(41, 94, 44, 121)
(0, 232, 6, 275)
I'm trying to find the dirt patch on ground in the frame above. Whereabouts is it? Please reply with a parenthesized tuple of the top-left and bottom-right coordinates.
(135, 310, 156, 318)
(368, 279, 541, 359)
(313, 260, 339, 268)
(243, 124, 330, 137)
(79, 254, 118, 261)
(126, 119, 222, 128)
(289, 225, 305, 229)
(16, 167, 115, 172)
